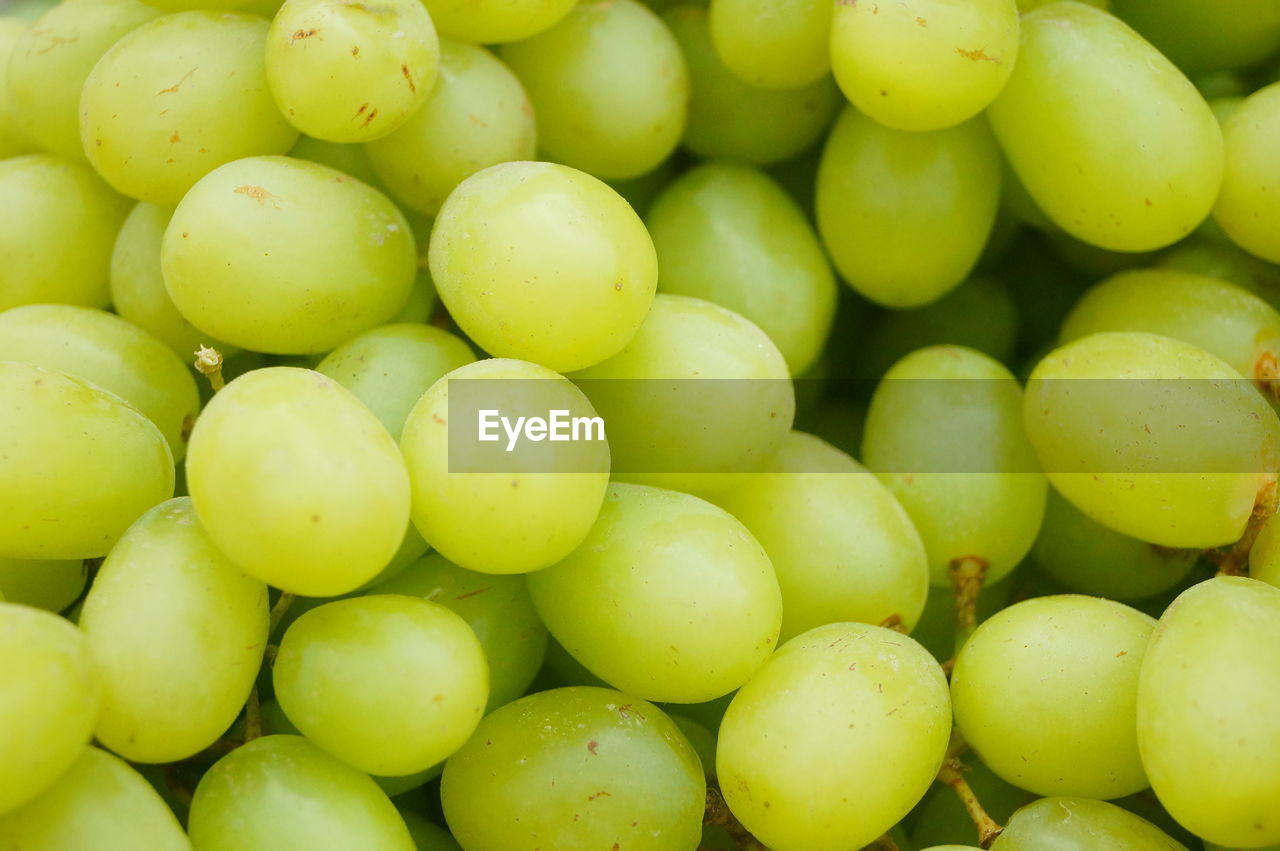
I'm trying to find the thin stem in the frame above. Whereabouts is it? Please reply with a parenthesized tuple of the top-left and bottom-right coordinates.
(878, 613, 908, 634)
(194, 345, 225, 392)
(264, 644, 279, 668)
(941, 555, 989, 676)
(243, 687, 262, 742)
(1208, 479, 1277, 577)
(937, 729, 1003, 849)
(704, 786, 766, 851)
(269, 592, 295, 634)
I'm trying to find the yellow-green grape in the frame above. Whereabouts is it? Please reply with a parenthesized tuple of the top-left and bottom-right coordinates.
(441, 687, 705, 851)
(266, 0, 438, 143)
(144, 0, 252, 10)
(80, 11, 299, 204)
(0, 154, 130, 311)
(189, 735, 415, 851)
(992, 797, 1187, 850)
(0, 361, 174, 560)
(499, 0, 688, 180)
(162, 156, 416, 354)
(1020, 0, 1108, 8)
(664, 6, 840, 166)
(419, 0, 576, 43)
(429, 161, 657, 372)
(366, 41, 536, 216)
(707, 0, 829, 91)
(717, 623, 950, 850)
(862, 346, 1047, 587)
(646, 163, 834, 374)
(986, 3, 1222, 252)
(1250, 511, 1280, 588)
(186, 367, 410, 596)
(713, 431, 929, 642)
(0, 18, 36, 159)
(1112, 0, 1280, 73)
(80, 498, 268, 763)
(0, 747, 190, 849)
(288, 134, 382, 185)
(0, 558, 86, 612)
(0, 304, 200, 460)
(1160, 238, 1280, 310)
(1215, 82, 1280, 264)
(372, 552, 549, 712)
(668, 714, 716, 779)
(1137, 577, 1280, 847)
(816, 107, 1001, 308)
(830, 0, 1018, 132)
(0, 603, 99, 815)
(1024, 332, 1280, 548)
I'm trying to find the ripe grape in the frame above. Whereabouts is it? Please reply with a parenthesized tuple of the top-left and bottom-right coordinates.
(1214, 82, 1280, 264)
(1159, 238, 1280, 310)
(992, 796, 1186, 850)
(1250, 512, 1280, 588)
(1112, 0, 1280, 73)
(419, 0, 577, 44)
(0, 557, 86, 613)
(708, 0, 830, 91)
(0, 18, 36, 159)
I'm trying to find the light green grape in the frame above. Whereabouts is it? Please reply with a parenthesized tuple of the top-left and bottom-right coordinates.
(987, 3, 1222, 252)
(0, 18, 36, 159)
(911, 758, 1035, 849)
(1250, 511, 1280, 588)
(1215, 82, 1280, 264)
(499, 0, 688, 180)
(365, 40, 536, 216)
(992, 797, 1186, 850)
(717, 623, 950, 851)
(708, 0, 830, 90)
(1159, 238, 1280, 310)
(419, 0, 576, 43)
(266, 0, 438, 143)
(1111, 0, 1280, 73)
(1020, 0, 1108, 8)
(0, 557, 86, 612)
(1137, 577, 1280, 848)
(816, 107, 1001, 308)
(288, 134, 382, 185)
(528, 483, 782, 703)
(143, 0, 252, 10)
(162, 156, 416, 354)
(428, 161, 657, 372)
(441, 686, 705, 851)
(189, 735, 415, 851)
(668, 714, 716, 780)
(0, 361, 173, 560)
(186, 367, 410, 596)
(80, 11, 299, 204)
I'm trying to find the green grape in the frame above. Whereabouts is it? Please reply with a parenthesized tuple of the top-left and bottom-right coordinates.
(911, 758, 1035, 849)
(1215, 82, 1280, 264)
(80, 11, 299, 204)
(0, 361, 174, 560)
(288, 134, 382, 185)
(993, 797, 1186, 850)
(668, 714, 716, 779)
(162, 156, 416, 354)
(365, 40, 536, 216)
(266, 0, 438, 143)
(987, 3, 1222, 252)
(144, 0, 252, 10)
(0, 747, 190, 849)
(1160, 238, 1280, 310)
(816, 107, 1001, 308)
(499, 0, 688, 180)
(189, 735, 415, 850)
(1137, 577, 1280, 847)
(1019, 0, 1108, 8)
(186, 367, 410, 596)
(371, 552, 549, 712)
(664, 6, 840, 166)
(830, 0, 1018, 132)
(419, 0, 576, 43)
(718, 623, 950, 850)
(428, 161, 657, 372)
(862, 346, 1047, 587)
(0, 18, 36, 159)
(441, 686, 705, 851)
(708, 0, 830, 90)
(1111, 0, 1280, 74)
(0, 557, 86, 612)
(0, 604, 99, 816)
(712, 431, 929, 642)
(1250, 511, 1280, 588)
(0, 154, 130, 311)
(1023, 332, 1280, 548)
(399, 811, 462, 851)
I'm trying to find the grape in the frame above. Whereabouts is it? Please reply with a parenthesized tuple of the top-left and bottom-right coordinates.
(668, 713, 716, 779)
(992, 796, 1186, 850)
(428, 161, 657, 373)
(1111, 0, 1280, 74)
(1250, 512, 1280, 588)
(186, 367, 410, 596)
(816, 107, 1001, 308)
(365, 40, 536, 216)
(708, 0, 830, 91)
(265, 0, 438, 143)
(1159, 238, 1280, 311)
(188, 735, 415, 850)
(0, 557, 86, 612)
(162, 155, 416, 354)
(526, 483, 782, 703)
(1214, 82, 1280, 265)
(499, 0, 688, 180)
(145, 0, 252, 10)
(1019, 0, 1108, 8)
(0, 18, 36, 159)
(80, 11, 299, 204)
(986, 3, 1222, 252)
(288, 134, 383, 185)
(717, 623, 951, 850)
(1137, 576, 1280, 847)
(441, 686, 705, 851)
(419, 0, 576, 44)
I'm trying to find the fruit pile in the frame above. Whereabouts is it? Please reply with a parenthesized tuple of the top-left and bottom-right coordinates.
(3, 0, 1280, 849)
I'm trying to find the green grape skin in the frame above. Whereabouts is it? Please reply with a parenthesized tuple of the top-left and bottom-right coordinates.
(428, 161, 657, 373)
(419, 0, 576, 44)
(708, 0, 830, 91)
(1023, 332, 1280, 548)
(499, 0, 689, 180)
(992, 797, 1186, 850)
(712, 431, 929, 643)
(288, 134, 383, 186)
(188, 735, 415, 851)
(399, 811, 462, 851)
(717, 623, 951, 851)
(1137, 577, 1280, 848)
(144, 0, 251, 10)
(0, 557, 86, 612)
(1159, 239, 1280, 311)
(186, 367, 410, 597)
(1250, 511, 1280, 588)
(265, 0, 438, 143)
(365, 40, 536, 216)
(645, 162, 836, 374)
(80, 11, 300, 204)
(441, 686, 705, 851)
(1214, 82, 1280, 265)
(986, 3, 1222, 253)
(371, 552, 549, 712)
(668, 714, 716, 780)
(162, 156, 416, 354)
(0, 361, 174, 560)
(861, 346, 1047, 587)
(0, 154, 130, 311)
(1019, 0, 1108, 8)
(1111, 0, 1280, 74)
(911, 758, 1035, 849)
(0, 747, 190, 850)
(0, 18, 36, 159)
(816, 107, 1001, 309)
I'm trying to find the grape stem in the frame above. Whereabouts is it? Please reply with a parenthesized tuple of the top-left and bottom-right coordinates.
(1207, 479, 1277, 577)
(244, 686, 263, 742)
(878, 613, 908, 634)
(269, 592, 295, 634)
(941, 555, 988, 676)
(863, 833, 900, 850)
(194, 345, 225, 392)
(704, 785, 766, 851)
(936, 729, 1003, 848)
